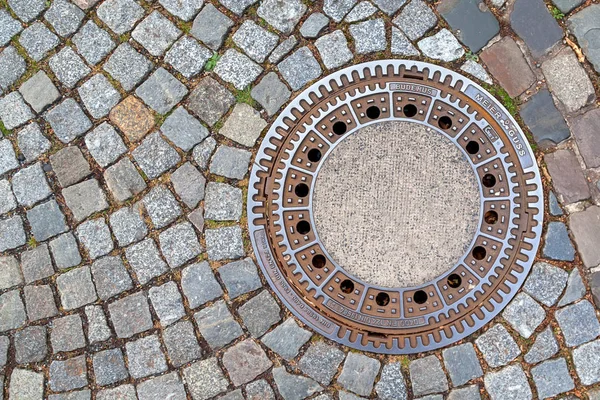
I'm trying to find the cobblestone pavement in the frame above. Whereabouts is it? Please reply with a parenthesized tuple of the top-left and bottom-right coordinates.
(1, 0, 600, 399)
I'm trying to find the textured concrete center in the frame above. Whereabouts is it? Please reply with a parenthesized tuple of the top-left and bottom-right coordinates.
(313, 121, 481, 288)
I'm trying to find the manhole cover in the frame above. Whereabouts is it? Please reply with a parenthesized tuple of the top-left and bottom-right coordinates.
(248, 60, 543, 354)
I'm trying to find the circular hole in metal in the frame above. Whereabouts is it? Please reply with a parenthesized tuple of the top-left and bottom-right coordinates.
(482, 174, 496, 188)
(473, 246, 486, 260)
(340, 279, 354, 294)
(403, 104, 418, 117)
(296, 220, 310, 234)
(484, 210, 499, 224)
(366, 106, 381, 119)
(376, 292, 390, 306)
(312, 254, 326, 269)
(447, 274, 462, 288)
(333, 121, 347, 135)
(413, 290, 428, 304)
(307, 148, 322, 162)
(438, 116, 452, 130)
(295, 183, 309, 197)
(466, 141, 480, 154)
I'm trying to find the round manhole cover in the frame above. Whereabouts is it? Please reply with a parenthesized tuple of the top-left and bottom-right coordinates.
(248, 60, 543, 354)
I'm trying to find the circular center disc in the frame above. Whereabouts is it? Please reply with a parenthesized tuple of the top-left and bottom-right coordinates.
(313, 120, 481, 288)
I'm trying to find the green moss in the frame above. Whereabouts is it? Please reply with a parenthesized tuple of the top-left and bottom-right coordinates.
(465, 51, 479, 62)
(27, 237, 38, 248)
(0, 121, 11, 137)
(483, 84, 519, 117)
(235, 86, 255, 106)
(205, 53, 220, 72)
(550, 6, 565, 20)
(119, 33, 130, 43)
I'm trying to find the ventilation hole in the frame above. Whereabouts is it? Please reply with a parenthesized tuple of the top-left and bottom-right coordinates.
(447, 274, 462, 288)
(403, 104, 418, 117)
(307, 148, 322, 162)
(473, 246, 486, 260)
(366, 106, 381, 119)
(340, 279, 354, 294)
(438, 116, 452, 130)
(482, 174, 496, 188)
(484, 210, 498, 224)
(296, 220, 310, 234)
(294, 183, 309, 197)
(376, 292, 390, 306)
(413, 290, 428, 304)
(466, 141, 480, 154)
(332, 121, 347, 135)
(312, 254, 326, 269)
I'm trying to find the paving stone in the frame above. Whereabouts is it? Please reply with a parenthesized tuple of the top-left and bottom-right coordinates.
(51, 147, 91, 188)
(214, 49, 263, 90)
(78, 74, 121, 119)
(418, 28, 464, 62)
(591, 271, 600, 309)
(159, 221, 202, 268)
(339, 392, 363, 400)
(191, 3, 233, 50)
(556, 300, 600, 347)
(49, 389, 91, 400)
(110, 96, 154, 143)
(0, 215, 26, 252)
(12, 163, 50, 207)
(0, 290, 26, 331)
(149, 281, 185, 326)
(372, 0, 406, 14)
(187, 77, 235, 126)
(572, 108, 600, 168)
(542, 221, 575, 261)
(138, 372, 187, 400)
(338, 352, 381, 397)
(545, 149, 590, 204)
(222, 339, 273, 386)
(210, 145, 251, 180)
(542, 47, 595, 113)
(447, 385, 480, 400)
(278, 47, 322, 91)
(17, 123, 51, 162)
(45, 98, 92, 143)
(0, 47, 26, 94)
(0, 10, 22, 46)
(269, 36, 298, 64)
(163, 319, 202, 367)
(108, 291, 153, 338)
(315, 30, 353, 70)
(0, 92, 33, 130)
(76, 218, 114, 259)
(26, 199, 68, 241)
(193, 137, 217, 170)
(374, 362, 408, 400)
(181, 261, 223, 308)
(104, 158, 147, 203)
(409, 356, 449, 397)
(298, 341, 345, 385)
(136, 68, 188, 115)
(97, 0, 144, 34)
(125, 238, 168, 284)
(218, 0, 257, 15)
(460, 60, 492, 84)
(475, 324, 520, 367)
(194, 300, 243, 349)
(165, 36, 212, 79)
(24, 283, 58, 321)
(502, 293, 546, 338)
(170, 162, 206, 208)
(0, 139, 18, 176)
(133, 132, 181, 179)
(390, 29, 417, 57)
(142, 186, 181, 229)
(523, 261, 568, 307)
(183, 357, 229, 400)
(485, 365, 532, 400)
(553, 0, 583, 12)
(19, 22, 59, 61)
(132, 11, 181, 56)
(44, 0, 84, 37)
(20, 244, 54, 283)
(9, 369, 44, 400)
(531, 358, 574, 398)
(51, 314, 86, 352)
(350, 18, 387, 54)
(568, 5, 600, 73)
(233, 20, 279, 63)
(72, 21, 116, 65)
(49, 356, 88, 391)
(91, 256, 133, 300)
(218, 257, 261, 299)
(19, 71, 60, 113)
(97, 385, 136, 400)
(558, 268, 586, 306)
(273, 367, 322, 400)
(300, 13, 329, 39)
(219, 103, 266, 148)
(205, 225, 244, 260)
(104, 43, 153, 91)
(258, 0, 306, 34)
(345, 1, 378, 22)
(187, 206, 204, 234)
(324, 0, 358, 22)
(520, 89, 570, 148)
(85, 123, 126, 168)
(93, 348, 128, 386)
(251, 72, 291, 117)
(125, 334, 167, 379)
(56, 266, 97, 310)
(85, 305, 111, 343)
(14, 325, 47, 364)
(442, 343, 483, 386)
(262, 317, 311, 360)
(394, 0, 437, 40)
(159, 0, 203, 20)
(0, 256, 22, 290)
(480, 37, 535, 97)
(572, 338, 600, 385)
(511, 0, 563, 58)
(0, 179, 16, 217)
(109, 206, 147, 247)
(49, 47, 91, 89)
(161, 107, 209, 152)
(439, 0, 499, 53)
(246, 379, 275, 400)
(204, 182, 241, 221)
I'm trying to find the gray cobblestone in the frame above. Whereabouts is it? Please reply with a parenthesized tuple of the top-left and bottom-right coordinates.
(161, 107, 209, 152)
(183, 357, 229, 400)
(14, 325, 47, 364)
(136, 68, 188, 115)
(27, 199, 68, 242)
(49, 47, 91, 89)
(524, 261, 569, 306)
(572, 339, 600, 385)
(104, 43, 153, 91)
(138, 372, 187, 400)
(17, 123, 51, 162)
(262, 317, 312, 360)
(394, 0, 436, 40)
(205, 182, 242, 221)
(20, 244, 54, 283)
(160, 0, 203, 20)
(19, 22, 59, 61)
(133, 11, 181, 56)
(108, 291, 153, 338)
(64, 179, 109, 222)
(78, 74, 121, 119)
(163, 320, 202, 367)
(447, 385, 480, 400)
(171, 162, 206, 208)
(126, 334, 167, 378)
(210, 145, 251, 179)
(56, 266, 97, 310)
(0, 215, 26, 252)
(375, 362, 407, 400)
(279, 47, 322, 91)
(0, 47, 26, 93)
(97, 0, 144, 34)
(104, 158, 147, 203)
(220, 103, 267, 147)
(524, 326, 559, 364)
(50, 314, 86, 353)
(24, 284, 58, 321)
(0, 139, 19, 176)
(299, 341, 345, 385)
(273, 367, 323, 400)
(85, 305, 111, 344)
(269, 35, 298, 63)
(149, 281, 185, 326)
(194, 300, 243, 349)
(0, 256, 22, 290)
(532, 358, 574, 398)
(44, 0, 84, 37)
(215, 49, 263, 90)
(475, 324, 521, 367)
(206, 225, 244, 260)
(133, 132, 181, 179)
(181, 261, 223, 308)
(222, 339, 273, 386)
(91, 256, 133, 300)
(0, 290, 26, 332)
(484, 365, 532, 400)
(49, 356, 88, 392)
(143, 185, 182, 229)
(187, 77, 235, 126)
(97, 385, 136, 400)
(258, 0, 306, 34)
(233, 20, 279, 63)
(324, 0, 357, 22)
(193, 137, 217, 170)
(191, 3, 233, 50)
(315, 30, 353, 70)
(555, 300, 600, 347)
(0, 92, 33, 130)
(51, 146, 91, 188)
(219, 257, 261, 299)
(543, 221, 575, 261)
(570, 206, 600, 268)
(19, 71, 60, 113)
(165, 36, 212, 78)
(0, 10, 22, 46)
(85, 123, 127, 168)
(251, 72, 291, 117)
(442, 343, 483, 386)
(246, 379, 275, 400)
(12, 162, 50, 207)
(558, 268, 586, 306)
(45, 98, 92, 143)
(418, 29, 465, 61)
(339, 352, 381, 397)
(93, 348, 128, 386)
(9, 369, 44, 400)
(350, 19, 386, 54)
(72, 21, 116, 65)
(159, 221, 202, 268)
(0, 180, 14, 217)
(109, 205, 148, 246)
(502, 293, 546, 338)
(76, 218, 114, 259)
(125, 238, 168, 284)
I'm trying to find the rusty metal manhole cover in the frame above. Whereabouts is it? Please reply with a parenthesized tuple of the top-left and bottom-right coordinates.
(248, 60, 543, 354)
